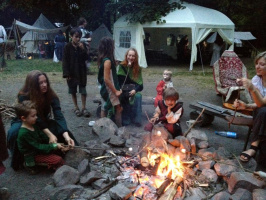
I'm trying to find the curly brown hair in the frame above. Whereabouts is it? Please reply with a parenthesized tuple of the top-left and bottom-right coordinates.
(97, 37, 115, 66)
(120, 48, 140, 80)
(18, 70, 58, 121)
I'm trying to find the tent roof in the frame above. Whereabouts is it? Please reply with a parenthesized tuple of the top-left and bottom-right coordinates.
(115, 2, 234, 29)
(90, 24, 112, 49)
(32, 13, 55, 29)
(234, 32, 256, 40)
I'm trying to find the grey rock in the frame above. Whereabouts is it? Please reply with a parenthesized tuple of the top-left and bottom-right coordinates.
(49, 184, 84, 200)
(201, 169, 218, 183)
(92, 117, 117, 143)
(109, 183, 132, 200)
(95, 192, 112, 200)
(92, 179, 109, 190)
(53, 165, 80, 187)
(117, 126, 131, 139)
(185, 187, 207, 199)
(198, 160, 215, 170)
(252, 189, 266, 200)
(211, 191, 231, 200)
(228, 172, 265, 194)
(197, 141, 209, 149)
(231, 188, 252, 200)
(109, 135, 126, 147)
(64, 148, 89, 169)
(213, 147, 232, 161)
(214, 159, 240, 177)
(186, 129, 208, 142)
(198, 147, 216, 160)
(80, 171, 102, 185)
(78, 159, 90, 175)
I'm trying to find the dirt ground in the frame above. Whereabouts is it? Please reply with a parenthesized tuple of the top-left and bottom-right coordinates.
(0, 58, 264, 199)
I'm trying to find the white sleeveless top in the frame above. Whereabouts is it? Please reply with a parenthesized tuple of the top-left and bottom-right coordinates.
(252, 75, 266, 97)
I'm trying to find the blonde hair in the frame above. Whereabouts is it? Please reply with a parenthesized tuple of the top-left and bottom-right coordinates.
(163, 69, 172, 77)
(254, 51, 266, 65)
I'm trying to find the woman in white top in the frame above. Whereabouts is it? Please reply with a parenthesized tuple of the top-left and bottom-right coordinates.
(234, 51, 266, 162)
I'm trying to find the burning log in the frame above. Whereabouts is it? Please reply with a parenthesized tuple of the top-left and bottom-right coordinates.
(158, 176, 183, 200)
(151, 157, 161, 175)
(156, 178, 173, 196)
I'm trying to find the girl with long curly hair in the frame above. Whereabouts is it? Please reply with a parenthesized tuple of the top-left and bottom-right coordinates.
(97, 37, 122, 127)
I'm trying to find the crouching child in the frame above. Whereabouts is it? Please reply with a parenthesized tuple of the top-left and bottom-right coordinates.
(15, 101, 68, 174)
(145, 87, 183, 138)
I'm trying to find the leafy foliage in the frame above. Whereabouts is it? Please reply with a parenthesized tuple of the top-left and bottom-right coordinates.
(107, 0, 184, 24)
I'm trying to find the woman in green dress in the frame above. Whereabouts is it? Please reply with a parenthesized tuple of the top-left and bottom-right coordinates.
(117, 48, 143, 126)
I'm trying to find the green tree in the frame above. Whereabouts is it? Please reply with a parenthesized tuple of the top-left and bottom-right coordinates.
(107, 0, 184, 24)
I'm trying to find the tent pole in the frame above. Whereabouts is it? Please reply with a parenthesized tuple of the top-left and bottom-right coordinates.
(13, 19, 21, 58)
(246, 40, 260, 56)
(198, 44, 205, 76)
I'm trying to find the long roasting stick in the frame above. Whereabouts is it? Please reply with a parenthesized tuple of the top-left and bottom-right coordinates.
(184, 108, 205, 137)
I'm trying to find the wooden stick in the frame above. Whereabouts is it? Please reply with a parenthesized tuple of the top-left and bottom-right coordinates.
(87, 180, 117, 199)
(184, 108, 205, 137)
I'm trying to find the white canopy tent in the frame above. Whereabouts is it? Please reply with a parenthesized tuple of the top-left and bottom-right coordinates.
(114, 2, 235, 70)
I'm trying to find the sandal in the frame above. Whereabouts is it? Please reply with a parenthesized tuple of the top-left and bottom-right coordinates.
(82, 109, 91, 118)
(74, 108, 82, 117)
(240, 145, 259, 162)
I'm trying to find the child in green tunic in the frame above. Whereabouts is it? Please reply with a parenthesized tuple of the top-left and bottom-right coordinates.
(16, 101, 68, 174)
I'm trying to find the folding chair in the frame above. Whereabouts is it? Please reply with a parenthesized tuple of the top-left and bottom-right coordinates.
(213, 50, 253, 150)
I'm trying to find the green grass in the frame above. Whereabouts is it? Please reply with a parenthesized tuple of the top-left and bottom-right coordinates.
(0, 56, 255, 87)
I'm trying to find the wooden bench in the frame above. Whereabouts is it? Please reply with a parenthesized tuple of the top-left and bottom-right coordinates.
(189, 101, 253, 151)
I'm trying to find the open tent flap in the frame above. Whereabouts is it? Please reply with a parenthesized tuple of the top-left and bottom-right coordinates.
(15, 20, 69, 34)
(190, 28, 234, 70)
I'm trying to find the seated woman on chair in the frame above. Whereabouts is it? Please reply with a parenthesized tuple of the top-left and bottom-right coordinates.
(234, 51, 266, 162)
(117, 48, 143, 127)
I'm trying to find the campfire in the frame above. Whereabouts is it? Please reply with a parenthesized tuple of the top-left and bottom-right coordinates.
(49, 118, 265, 200)
(114, 126, 204, 200)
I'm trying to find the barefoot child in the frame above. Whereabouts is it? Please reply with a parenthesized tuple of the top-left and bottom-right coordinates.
(145, 87, 183, 138)
(97, 37, 122, 127)
(154, 70, 173, 107)
(15, 101, 68, 174)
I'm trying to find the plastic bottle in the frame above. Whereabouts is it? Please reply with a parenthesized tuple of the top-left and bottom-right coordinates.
(215, 131, 238, 138)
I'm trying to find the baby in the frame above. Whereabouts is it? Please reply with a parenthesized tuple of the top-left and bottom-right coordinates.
(154, 70, 173, 107)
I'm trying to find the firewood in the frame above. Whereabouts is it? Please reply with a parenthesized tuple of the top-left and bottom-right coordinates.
(86, 180, 117, 199)
(158, 176, 183, 200)
(156, 178, 173, 196)
(189, 138, 196, 154)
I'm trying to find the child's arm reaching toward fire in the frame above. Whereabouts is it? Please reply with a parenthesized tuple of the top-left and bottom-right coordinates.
(150, 107, 161, 123)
